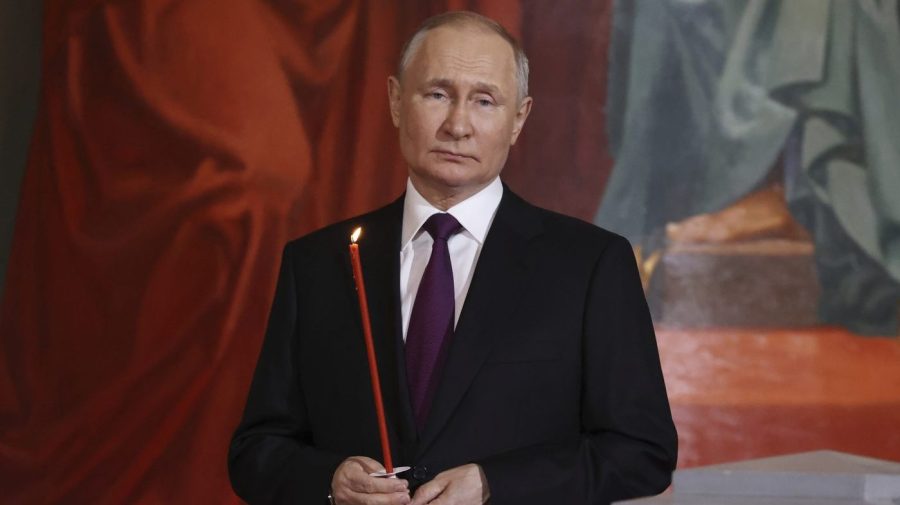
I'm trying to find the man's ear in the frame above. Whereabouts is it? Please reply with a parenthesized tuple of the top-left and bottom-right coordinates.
(388, 76, 402, 127)
(509, 96, 533, 145)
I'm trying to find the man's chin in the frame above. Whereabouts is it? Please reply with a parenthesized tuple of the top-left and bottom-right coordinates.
(415, 177, 496, 204)
(409, 159, 500, 192)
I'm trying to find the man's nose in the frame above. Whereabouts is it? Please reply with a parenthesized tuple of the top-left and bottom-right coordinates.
(440, 101, 473, 140)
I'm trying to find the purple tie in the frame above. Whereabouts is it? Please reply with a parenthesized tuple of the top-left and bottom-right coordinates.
(406, 213, 463, 432)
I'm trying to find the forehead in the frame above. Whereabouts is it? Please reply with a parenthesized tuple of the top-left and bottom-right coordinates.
(406, 25, 517, 91)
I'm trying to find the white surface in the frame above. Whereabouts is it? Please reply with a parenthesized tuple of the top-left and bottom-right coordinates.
(616, 451, 900, 505)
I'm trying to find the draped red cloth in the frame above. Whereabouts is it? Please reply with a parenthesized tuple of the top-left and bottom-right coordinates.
(0, 1, 613, 503)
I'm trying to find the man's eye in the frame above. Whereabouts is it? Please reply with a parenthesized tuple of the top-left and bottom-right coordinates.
(476, 98, 494, 107)
(428, 92, 447, 100)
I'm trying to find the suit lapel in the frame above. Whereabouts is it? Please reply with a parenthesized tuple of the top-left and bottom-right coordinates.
(416, 187, 545, 456)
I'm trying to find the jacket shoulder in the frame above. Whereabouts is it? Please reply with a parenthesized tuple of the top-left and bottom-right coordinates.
(513, 193, 630, 255)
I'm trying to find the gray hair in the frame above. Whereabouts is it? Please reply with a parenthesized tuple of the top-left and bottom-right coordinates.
(397, 11, 530, 103)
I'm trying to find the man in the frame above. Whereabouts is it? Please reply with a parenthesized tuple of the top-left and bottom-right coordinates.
(229, 11, 677, 505)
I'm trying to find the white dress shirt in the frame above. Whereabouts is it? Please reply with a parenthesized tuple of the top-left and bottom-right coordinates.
(399, 177, 503, 341)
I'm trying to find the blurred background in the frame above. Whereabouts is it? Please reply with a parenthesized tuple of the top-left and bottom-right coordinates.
(1, 0, 898, 503)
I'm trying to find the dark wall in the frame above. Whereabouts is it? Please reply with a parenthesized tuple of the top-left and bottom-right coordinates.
(0, 0, 42, 296)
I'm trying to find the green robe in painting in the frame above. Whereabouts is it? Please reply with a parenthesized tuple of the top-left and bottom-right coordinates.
(596, 0, 900, 335)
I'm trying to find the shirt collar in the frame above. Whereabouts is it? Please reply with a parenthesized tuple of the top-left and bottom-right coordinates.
(401, 177, 503, 249)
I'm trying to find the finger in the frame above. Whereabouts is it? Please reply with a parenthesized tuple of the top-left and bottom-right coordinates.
(409, 479, 446, 505)
(333, 460, 404, 502)
(339, 489, 411, 505)
(347, 473, 409, 495)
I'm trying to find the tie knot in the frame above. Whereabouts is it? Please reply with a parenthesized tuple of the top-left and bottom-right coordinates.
(422, 213, 462, 241)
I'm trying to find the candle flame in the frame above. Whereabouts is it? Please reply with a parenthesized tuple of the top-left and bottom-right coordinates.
(351, 227, 362, 243)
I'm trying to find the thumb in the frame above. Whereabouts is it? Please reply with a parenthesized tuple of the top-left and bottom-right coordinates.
(351, 456, 385, 474)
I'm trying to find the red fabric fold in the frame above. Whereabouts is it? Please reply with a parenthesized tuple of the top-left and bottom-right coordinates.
(0, 1, 610, 502)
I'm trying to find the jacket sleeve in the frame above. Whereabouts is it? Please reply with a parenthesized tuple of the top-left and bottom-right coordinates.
(228, 243, 345, 504)
(477, 235, 677, 505)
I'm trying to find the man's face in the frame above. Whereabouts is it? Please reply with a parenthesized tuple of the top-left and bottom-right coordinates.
(388, 25, 532, 204)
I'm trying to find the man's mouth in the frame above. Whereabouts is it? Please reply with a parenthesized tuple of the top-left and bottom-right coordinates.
(432, 149, 477, 162)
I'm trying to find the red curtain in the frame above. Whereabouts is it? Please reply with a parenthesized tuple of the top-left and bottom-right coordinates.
(0, 1, 613, 503)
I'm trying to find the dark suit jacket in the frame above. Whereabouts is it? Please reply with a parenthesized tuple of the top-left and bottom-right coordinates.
(228, 186, 677, 504)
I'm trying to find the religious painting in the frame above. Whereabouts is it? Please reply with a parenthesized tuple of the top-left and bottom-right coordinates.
(0, 0, 898, 502)
(593, 0, 900, 467)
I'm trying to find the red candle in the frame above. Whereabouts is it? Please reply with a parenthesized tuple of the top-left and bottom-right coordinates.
(349, 227, 394, 473)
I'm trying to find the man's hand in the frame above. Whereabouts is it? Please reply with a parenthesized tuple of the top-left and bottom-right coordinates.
(330, 456, 410, 505)
(409, 464, 489, 505)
